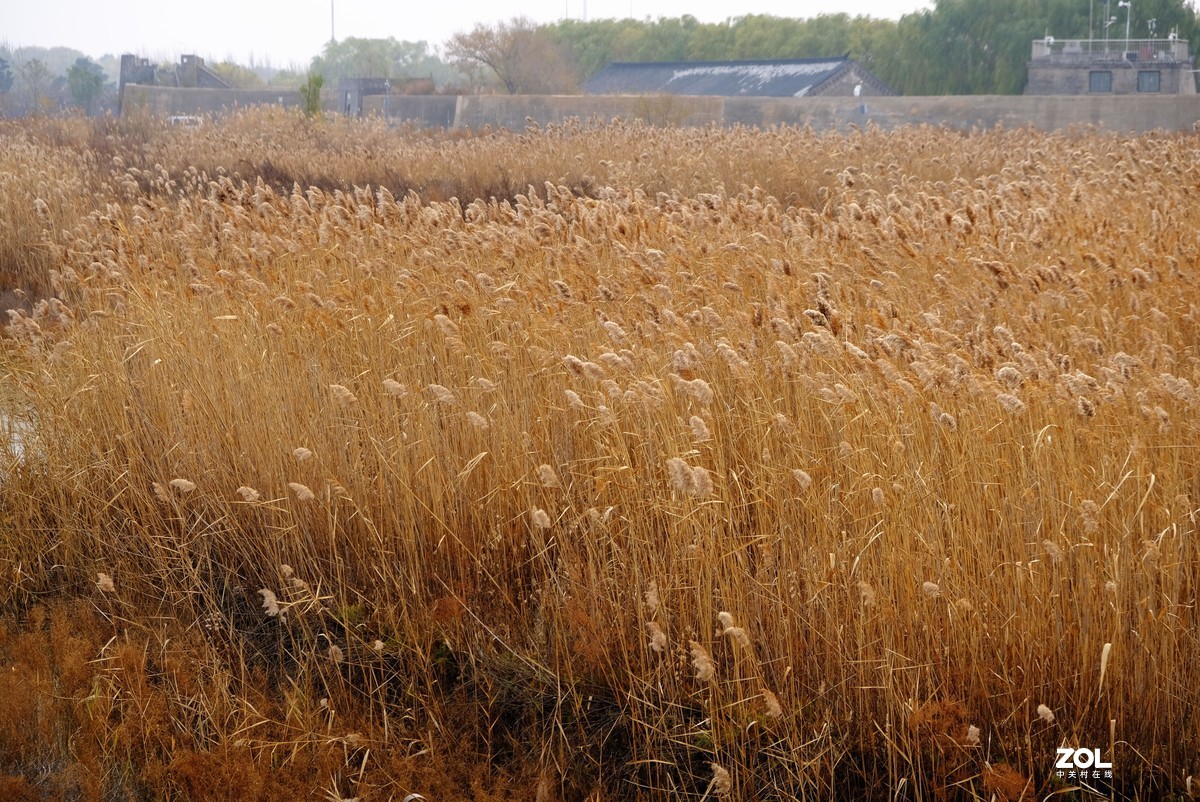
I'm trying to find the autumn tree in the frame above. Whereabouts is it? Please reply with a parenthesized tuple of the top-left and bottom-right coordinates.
(19, 59, 52, 115)
(447, 18, 577, 94)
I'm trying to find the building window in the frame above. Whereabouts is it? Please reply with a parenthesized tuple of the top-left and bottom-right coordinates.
(1089, 71, 1113, 93)
(1137, 71, 1161, 92)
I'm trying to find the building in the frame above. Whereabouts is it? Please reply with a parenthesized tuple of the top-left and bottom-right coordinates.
(583, 57, 896, 98)
(1025, 36, 1195, 94)
(338, 78, 390, 116)
(119, 54, 232, 114)
(119, 54, 231, 91)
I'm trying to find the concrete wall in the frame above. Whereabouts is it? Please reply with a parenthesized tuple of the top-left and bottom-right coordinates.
(120, 85, 339, 116)
(1027, 62, 1195, 95)
(122, 85, 1200, 133)
(363, 93, 1200, 133)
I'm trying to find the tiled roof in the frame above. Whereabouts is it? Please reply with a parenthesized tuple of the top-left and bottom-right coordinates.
(583, 58, 853, 97)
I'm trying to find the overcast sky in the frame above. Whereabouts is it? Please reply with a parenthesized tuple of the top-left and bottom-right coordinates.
(4, 0, 932, 70)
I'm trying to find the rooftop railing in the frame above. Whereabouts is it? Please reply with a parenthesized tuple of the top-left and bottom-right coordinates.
(1030, 38, 1190, 63)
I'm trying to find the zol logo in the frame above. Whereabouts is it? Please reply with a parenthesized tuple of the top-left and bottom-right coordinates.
(1056, 748, 1113, 770)
(1055, 747, 1114, 782)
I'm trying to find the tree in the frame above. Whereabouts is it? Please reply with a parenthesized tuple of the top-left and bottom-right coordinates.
(299, 72, 324, 118)
(268, 68, 306, 88)
(0, 57, 13, 94)
(447, 18, 577, 94)
(886, 0, 1200, 94)
(309, 37, 460, 87)
(211, 61, 265, 88)
(67, 56, 105, 114)
(19, 59, 52, 115)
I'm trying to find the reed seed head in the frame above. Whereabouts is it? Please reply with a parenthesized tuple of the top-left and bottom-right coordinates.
(1043, 540, 1063, 564)
(858, 581, 876, 607)
(690, 466, 714, 497)
(723, 625, 751, 649)
(330, 384, 358, 405)
(259, 588, 281, 617)
(647, 621, 667, 654)
(667, 457, 693, 495)
(996, 393, 1026, 414)
(762, 687, 784, 720)
(434, 313, 459, 336)
(708, 763, 732, 797)
(538, 464, 560, 488)
(288, 482, 315, 502)
(428, 383, 457, 405)
(996, 365, 1022, 388)
(792, 469, 813, 491)
(689, 640, 715, 682)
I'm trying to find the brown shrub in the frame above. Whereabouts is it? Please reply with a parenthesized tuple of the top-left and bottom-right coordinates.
(983, 763, 1033, 801)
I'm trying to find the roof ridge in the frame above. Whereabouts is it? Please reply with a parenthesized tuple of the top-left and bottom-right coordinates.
(605, 56, 850, 68)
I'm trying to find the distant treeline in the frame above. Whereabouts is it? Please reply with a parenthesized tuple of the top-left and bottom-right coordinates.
(539, 0, 1200, 94)
(305, 0, 1200, 99)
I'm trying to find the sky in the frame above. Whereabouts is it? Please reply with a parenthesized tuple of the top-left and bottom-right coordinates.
(3, 0, 933, 70)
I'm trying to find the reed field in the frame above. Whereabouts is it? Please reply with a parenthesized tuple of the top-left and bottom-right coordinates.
(0, 110, 1198, 801)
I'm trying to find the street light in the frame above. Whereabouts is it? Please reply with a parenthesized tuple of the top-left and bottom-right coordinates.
(1118, 0, 1131, 55)
(1103, 0, 1113, 50)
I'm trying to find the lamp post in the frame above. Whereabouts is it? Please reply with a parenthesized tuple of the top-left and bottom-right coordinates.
(1118, 0, 1131, 55)
(1103, 0, 1112, 52)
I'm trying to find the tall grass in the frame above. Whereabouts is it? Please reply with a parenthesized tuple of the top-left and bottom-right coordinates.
(1, 110, 1198, 800)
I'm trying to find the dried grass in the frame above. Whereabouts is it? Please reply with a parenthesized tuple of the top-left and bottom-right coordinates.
(0, 111, 1197, 800)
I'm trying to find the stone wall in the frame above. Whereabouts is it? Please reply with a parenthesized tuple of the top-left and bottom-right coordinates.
(121, 85, 1200, 133)
(120, 85, 338, 116)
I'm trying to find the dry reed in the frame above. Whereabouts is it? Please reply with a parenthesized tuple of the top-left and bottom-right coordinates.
(0, 111, 1197, 800)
